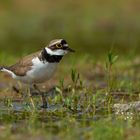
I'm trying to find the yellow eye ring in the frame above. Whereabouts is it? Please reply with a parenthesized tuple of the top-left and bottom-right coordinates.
(56, 44, 63, 48)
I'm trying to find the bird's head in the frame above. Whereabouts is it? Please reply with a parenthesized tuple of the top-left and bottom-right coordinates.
(45, 39, 75, 56)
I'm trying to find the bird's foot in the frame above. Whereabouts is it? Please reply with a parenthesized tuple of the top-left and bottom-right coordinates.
(40, 103, 48, 109)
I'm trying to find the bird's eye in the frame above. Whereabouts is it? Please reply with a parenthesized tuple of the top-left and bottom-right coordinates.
(56, 44, 63, 48)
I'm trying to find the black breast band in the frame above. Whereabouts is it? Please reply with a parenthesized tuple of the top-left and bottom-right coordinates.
(40, 48, 63, 63)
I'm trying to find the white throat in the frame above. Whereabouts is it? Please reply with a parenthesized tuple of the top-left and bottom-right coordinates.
(45, 48, 68, 56)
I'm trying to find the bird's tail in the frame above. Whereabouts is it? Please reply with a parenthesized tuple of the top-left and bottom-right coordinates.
(0, 66, 3, 71)
(0, 66, 7, 71)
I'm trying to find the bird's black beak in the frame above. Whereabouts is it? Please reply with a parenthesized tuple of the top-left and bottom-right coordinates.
(66, 47, 75, 52)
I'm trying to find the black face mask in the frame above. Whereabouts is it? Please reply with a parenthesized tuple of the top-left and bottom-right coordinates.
(40, 48, 63, 63)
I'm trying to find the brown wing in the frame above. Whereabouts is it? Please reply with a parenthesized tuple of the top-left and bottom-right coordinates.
(8, 51, 42, 76)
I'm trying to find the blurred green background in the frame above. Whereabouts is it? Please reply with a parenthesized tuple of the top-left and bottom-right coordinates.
(0, 0, 140, 56)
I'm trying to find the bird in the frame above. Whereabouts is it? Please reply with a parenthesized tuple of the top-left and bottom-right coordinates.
(0, 39, 75, 108)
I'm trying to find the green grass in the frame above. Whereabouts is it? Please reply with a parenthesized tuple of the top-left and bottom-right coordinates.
(0, 52, 140, 140)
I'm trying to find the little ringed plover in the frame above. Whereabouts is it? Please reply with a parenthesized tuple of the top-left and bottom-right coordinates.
(0, 39, 75, 107)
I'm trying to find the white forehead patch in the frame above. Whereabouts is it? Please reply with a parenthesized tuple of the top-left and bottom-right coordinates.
(50, 40, 62, 46)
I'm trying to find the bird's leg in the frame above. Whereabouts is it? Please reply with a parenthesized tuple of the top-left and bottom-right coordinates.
(12, 82, 24, 96)
(33, 84, 48, 108)
(41, 92, 48, 108)
(12, 86, 20, 93)
(27, 84, 35, 109)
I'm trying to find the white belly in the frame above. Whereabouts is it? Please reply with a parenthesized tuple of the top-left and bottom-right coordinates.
(16, 57, 57, 83)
